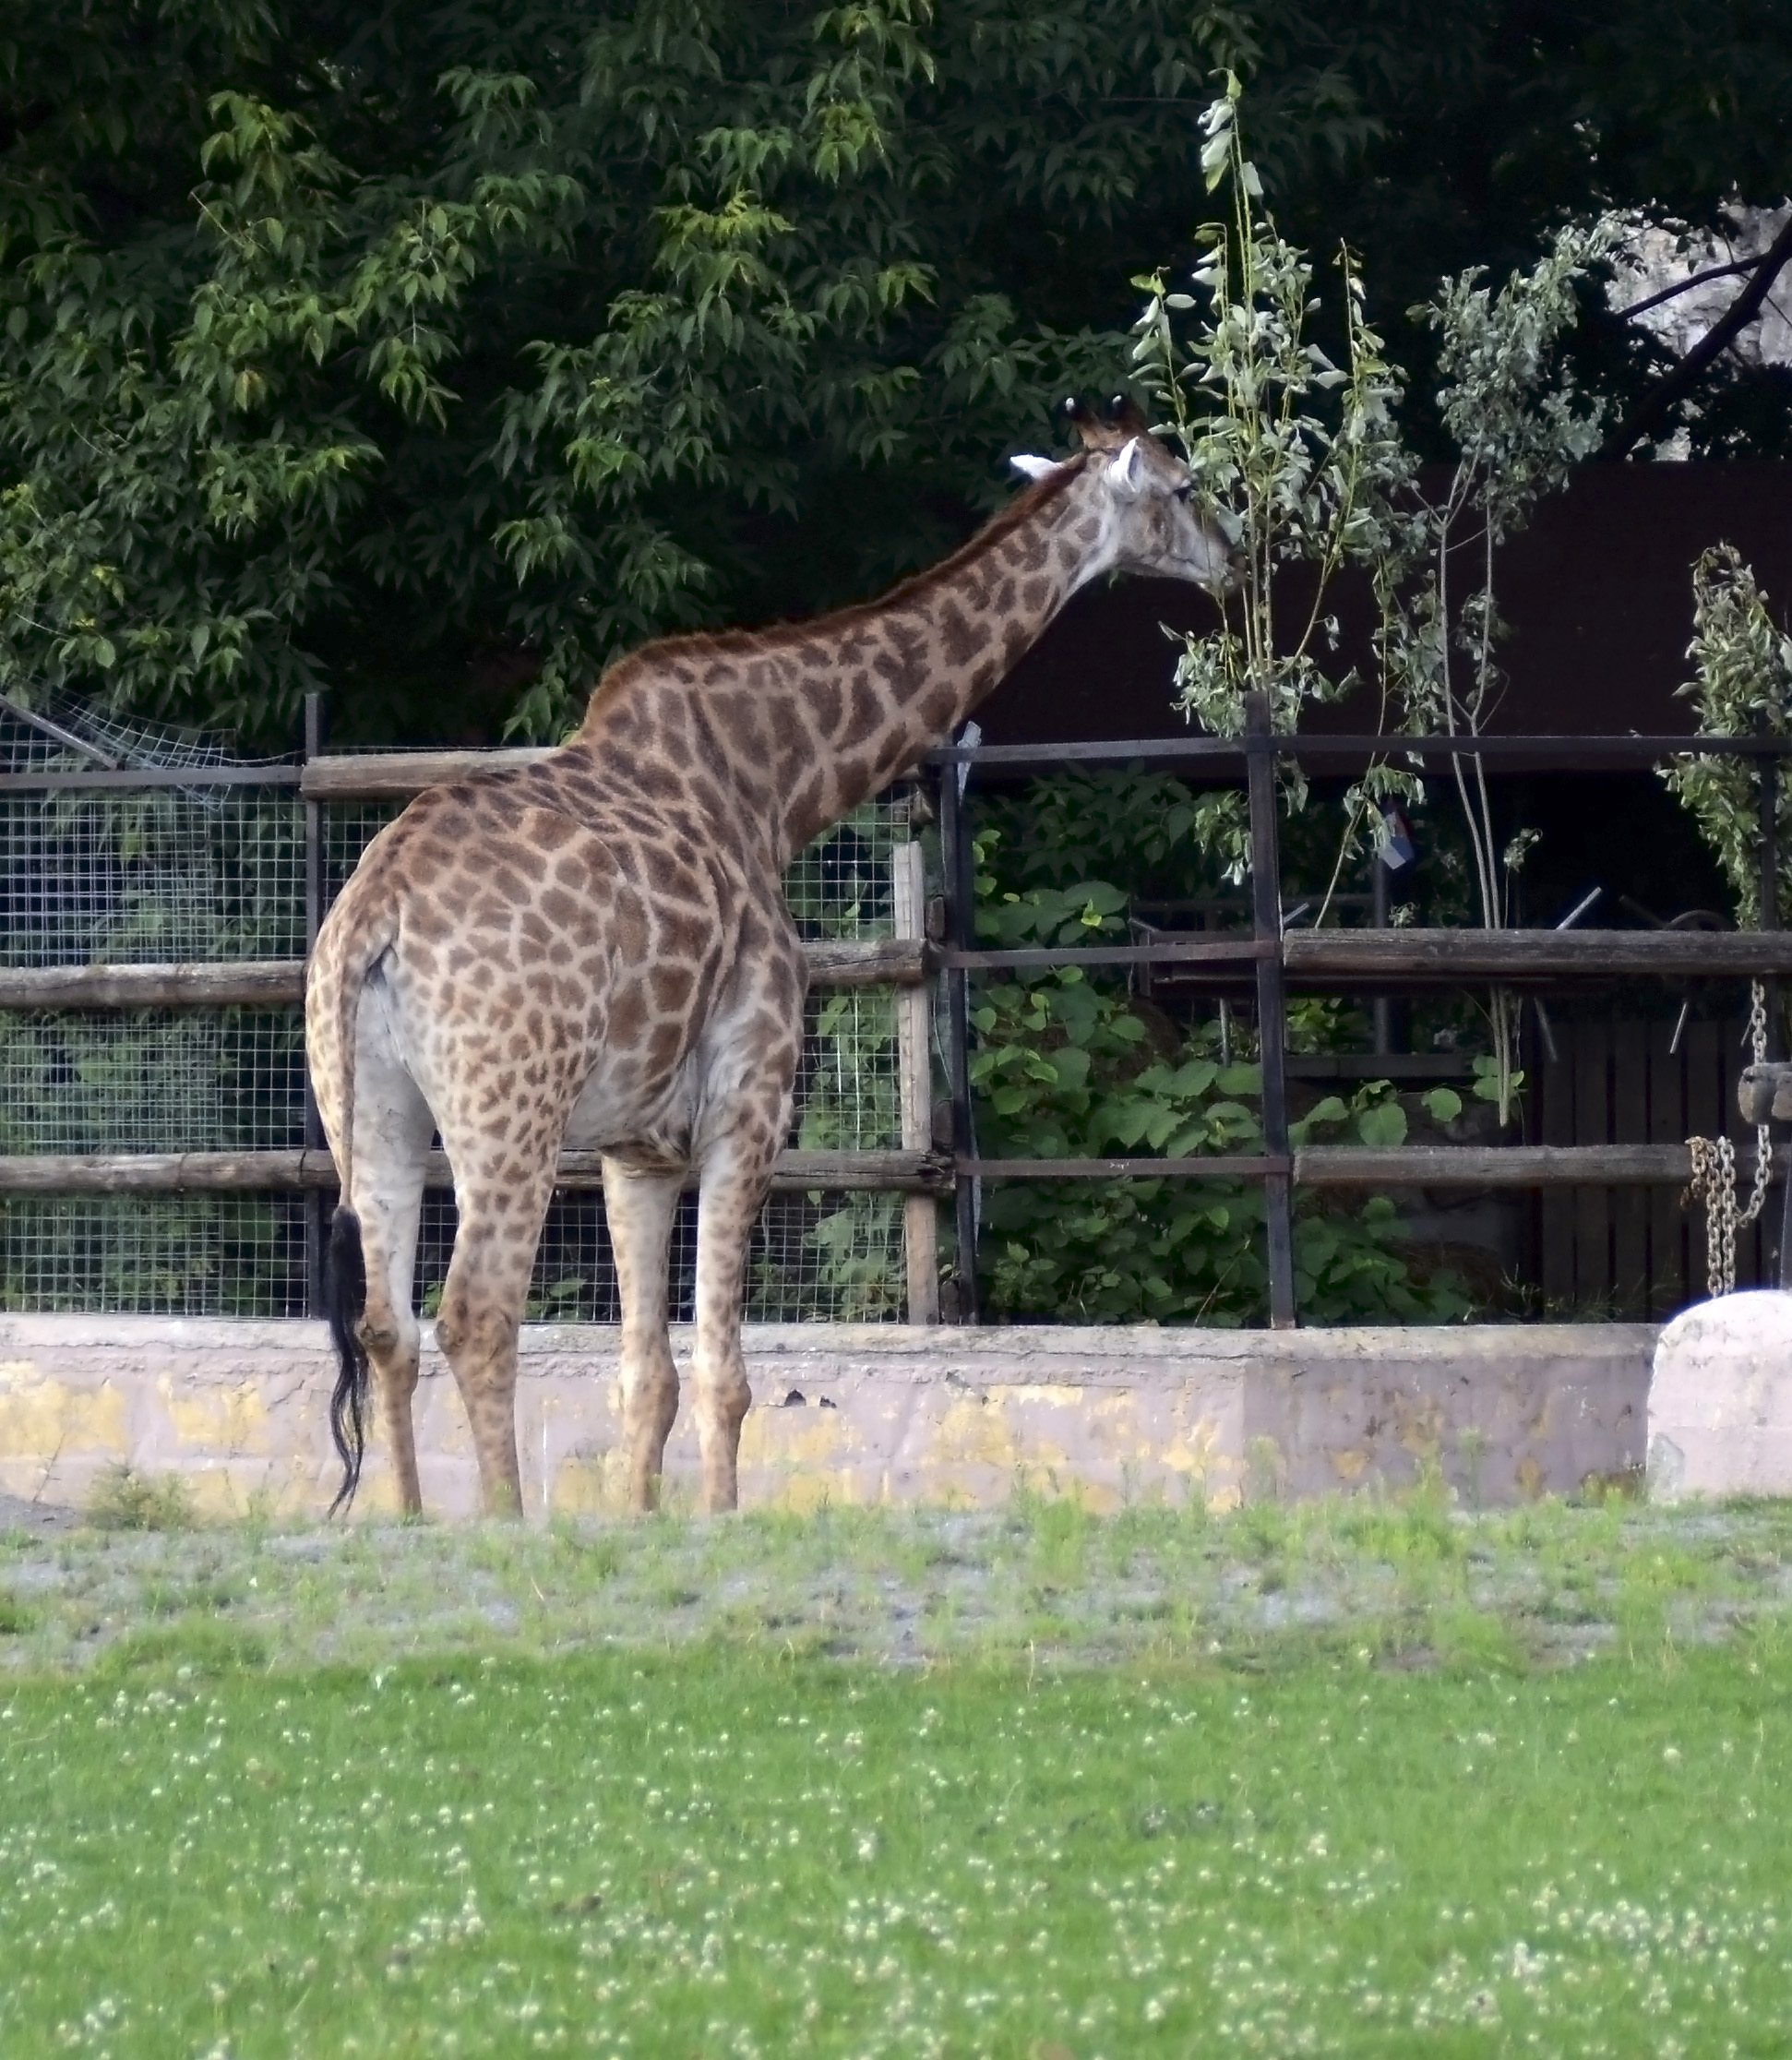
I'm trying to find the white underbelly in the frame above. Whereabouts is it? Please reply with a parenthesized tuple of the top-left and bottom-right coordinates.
(561, 1046, 701, 1155)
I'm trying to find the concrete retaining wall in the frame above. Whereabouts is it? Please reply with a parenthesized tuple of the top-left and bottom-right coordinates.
(0, 1316, 1655, 1520)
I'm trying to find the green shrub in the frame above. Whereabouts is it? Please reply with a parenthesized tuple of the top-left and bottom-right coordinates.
(86, 1465, 193, 1533)
(967, 782, 1471, 1326)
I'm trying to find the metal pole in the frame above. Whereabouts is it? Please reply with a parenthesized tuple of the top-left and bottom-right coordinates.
(1760, 748, 1789, 1287)
(937, 750, 981, 1322)
(1370, 841, 1392, 1057)
(1246, 692, 1297, 1328)
(302, 691, 328, 1319)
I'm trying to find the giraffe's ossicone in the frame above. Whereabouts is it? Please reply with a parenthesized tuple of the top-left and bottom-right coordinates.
(305, 398, 1236, 1519)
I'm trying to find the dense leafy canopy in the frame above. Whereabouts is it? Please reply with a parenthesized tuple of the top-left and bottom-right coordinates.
(3, 0, 1788, 745)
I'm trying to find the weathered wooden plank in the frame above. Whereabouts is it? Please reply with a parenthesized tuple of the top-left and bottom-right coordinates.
(0, 961, 305, 1009)
(0, 938, 926, 1010)
(300, 748, 552, 800)
(955, 1144, 1767, 1185)
(0, 1147, 952, 1196)
(804, 938, 927, 987)
(1295, 1143, 1765, 1185)
(938, 938, 1272, 971)
(1, 1140, 1765, 1197)
(961, 1156, 1291, 1180)
(1284, 928, 1792, 979)
(16, 930, 1786, 1010)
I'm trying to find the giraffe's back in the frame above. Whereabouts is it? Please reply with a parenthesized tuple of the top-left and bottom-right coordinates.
(316, 756, 802, 1168)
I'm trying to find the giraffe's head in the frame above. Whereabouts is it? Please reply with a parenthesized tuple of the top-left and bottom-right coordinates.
(1011, 395, 1238, 596)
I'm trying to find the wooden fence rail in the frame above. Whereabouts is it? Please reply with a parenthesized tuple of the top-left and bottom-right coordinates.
(0, 938, 926, 1011)
(8, 713, 1792, 1323)
(0, 1148, 952, 1196)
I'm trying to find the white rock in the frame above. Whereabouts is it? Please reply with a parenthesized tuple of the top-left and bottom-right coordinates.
(1649, 1290, 1792, 1502)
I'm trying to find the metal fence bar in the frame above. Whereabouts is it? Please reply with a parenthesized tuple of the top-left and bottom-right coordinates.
(302, 692, 328, 1319)
(1371, 834, 1393, 1056)
(1245, 694, 1297, 1328)
(1758, 748, 1790, 1287)
(937, 749, 981, 1323)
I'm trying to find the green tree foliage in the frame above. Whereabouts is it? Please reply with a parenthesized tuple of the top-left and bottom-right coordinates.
(4, 1, 1788, 744)
(1662, 547, 1792, 929)
(969, 773, 1471, 1324)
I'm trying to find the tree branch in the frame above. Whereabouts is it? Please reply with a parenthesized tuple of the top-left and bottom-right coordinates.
(1619, 255, 1761, 321)
(1605, 210, 1792, 459)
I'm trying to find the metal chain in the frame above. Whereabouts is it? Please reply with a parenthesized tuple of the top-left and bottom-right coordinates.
(1688, 1133, 1739, 1296)
(1686, 979, 1774, 1297)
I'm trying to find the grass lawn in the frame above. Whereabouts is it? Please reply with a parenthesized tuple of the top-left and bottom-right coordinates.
(4, 1491, 1792, 2056)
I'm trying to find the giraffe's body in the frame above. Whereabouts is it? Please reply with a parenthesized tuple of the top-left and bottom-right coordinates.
(305, 401, 1233, 1517)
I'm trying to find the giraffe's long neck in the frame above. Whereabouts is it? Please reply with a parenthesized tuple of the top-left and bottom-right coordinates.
(572, 460, 1117, 864)
(768, 461, 1110, 853)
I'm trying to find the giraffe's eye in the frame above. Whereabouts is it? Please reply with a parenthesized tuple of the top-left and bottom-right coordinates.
(1172, 484, 1193, 503)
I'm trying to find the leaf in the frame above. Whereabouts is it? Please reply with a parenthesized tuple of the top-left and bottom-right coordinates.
(1356, 1099, 1408, 1148)
(1422, 1086, 1463, 1122)
(1047, 1047, 1091, 1092)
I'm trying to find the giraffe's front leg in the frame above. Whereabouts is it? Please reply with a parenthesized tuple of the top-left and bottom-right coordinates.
(602, 1160, 683, 1514)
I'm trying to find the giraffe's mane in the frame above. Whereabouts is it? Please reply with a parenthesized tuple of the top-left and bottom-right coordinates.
(576, 455, 1089, 729)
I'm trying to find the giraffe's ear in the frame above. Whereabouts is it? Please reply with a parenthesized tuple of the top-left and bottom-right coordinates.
(1105, 437, 1145, 497)
(1009, 453, 1067, 482)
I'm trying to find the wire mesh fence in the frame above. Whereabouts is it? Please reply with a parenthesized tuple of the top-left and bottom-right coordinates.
(0, 1195, 311, 1318)
(0, 701, 923, 1321)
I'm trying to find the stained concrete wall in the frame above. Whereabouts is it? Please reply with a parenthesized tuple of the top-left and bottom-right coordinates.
(0, 1316, 1655, 1520)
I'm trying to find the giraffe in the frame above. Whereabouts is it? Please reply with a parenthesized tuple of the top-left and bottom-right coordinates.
(305, 396, 1236, 1520)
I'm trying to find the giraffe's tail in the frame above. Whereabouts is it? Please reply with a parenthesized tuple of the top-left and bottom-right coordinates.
(306, 877, 397, 1516)
(325, 1204, 370, 1516)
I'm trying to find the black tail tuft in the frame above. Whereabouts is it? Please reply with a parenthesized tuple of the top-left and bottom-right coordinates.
(325, 1205, 370, 1515)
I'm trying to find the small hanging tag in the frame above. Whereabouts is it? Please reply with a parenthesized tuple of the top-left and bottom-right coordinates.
(1378, 801, 1416, 872)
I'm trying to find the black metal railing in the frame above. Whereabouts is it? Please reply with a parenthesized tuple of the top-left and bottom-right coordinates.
(929, 694, 1792, 1324)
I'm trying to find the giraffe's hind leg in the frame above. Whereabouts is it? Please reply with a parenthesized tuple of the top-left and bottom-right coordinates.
(434, 1136, 562, 1520)
(602, 1160, 684, 1514)
(692, 1067, 799, 1516)
(342, 992, 435, 1515)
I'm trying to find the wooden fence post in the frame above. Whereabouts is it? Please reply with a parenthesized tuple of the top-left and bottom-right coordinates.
(892, 841, 940, 1323)
(1246, 692, 1297, 1328)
